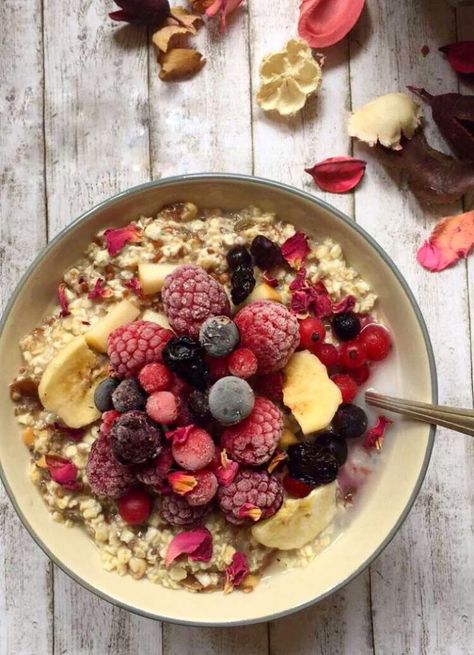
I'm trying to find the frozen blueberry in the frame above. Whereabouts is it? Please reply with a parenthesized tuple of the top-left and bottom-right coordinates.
(331, 312, 361, 342)
(332, 404, 368, 439)
(112, 379, 146, 413)
(199, 316, 240, 358)
(94, 378, 120, 412)
(208, 376, 254, 425)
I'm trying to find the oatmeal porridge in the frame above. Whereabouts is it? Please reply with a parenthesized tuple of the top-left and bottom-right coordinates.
(11, 202, 392, 593)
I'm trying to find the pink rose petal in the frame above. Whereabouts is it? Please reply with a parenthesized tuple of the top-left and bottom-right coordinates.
(224, 551, 249, 593)
(57, 283, 70, 317)
(88, 278, 113, 300)
(363, 415, 393, 450)
(332, 295, 357, 314)
(165, 527, 213, 567)
(215, 449, 239, 486)
(298, 0, 365, 48)
(417, 211, 474, 272)
(281, 232, 310, 269)
(104, 224, 141, 257)
(124, 276, 143, 297)
(45, 455, 79, 490)
(165, 424, 194, 444)
(167, 471, 198, 495)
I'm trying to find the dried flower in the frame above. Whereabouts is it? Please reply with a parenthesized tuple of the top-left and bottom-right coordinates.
(417, 210, 474, 272)
(305, 156, 367, 193)
(167, 471, 198, 495)
(165, 424, 194, 444)
(348, 92, 422, 150)
(439, 41, 474, 75)
(45, 454, 79, 490)
(298, 0, 365, 48)
(332, 295, 356, 314)
(109, 0, 170, 27)
(152, 7, 203, 53)
(190, 0, 214, 13)
(159, 48, 205, 80)
(281, 231, 310, 268)
(104, 224, 141, 257)
(165, 527, 213, 566)
(215, 449, 239, 486)
(363, 416, 392, 450)
(88, 278, 113, 300)
(57, 283, 70, 317)
(257, 39, 322, 117)
(206, 0, 244, 33)
(224, 551, 249, 593)
(124, 276, 143, 297)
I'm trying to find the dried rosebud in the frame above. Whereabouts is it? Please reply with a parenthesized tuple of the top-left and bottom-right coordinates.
(88, 278, 113, 300)
(165, 424, 194, 444)
(305, 157, 366, 193)
(167, 471, 198, 495)
(281, 232, 310, 269)
(165, 527, 213, 566)
(298, 0, 365, 48)
(439, 41, 474, 75)
(57, 283, 70, 317)
(363, 416, 393, 450)
(332, 295, 357, 314)
(45, 454, 79, 490)
(104, 224, 141, 257)
(206, 0, 244, 33)
(109, 0, 170, 28)
(224, 551, 249, 594)
(417, 210, 474, 272)
(159, 48, 205, 81)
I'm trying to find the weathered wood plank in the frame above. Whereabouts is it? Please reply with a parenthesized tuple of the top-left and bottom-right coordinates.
(0, 1, 53, 654)
(351, 2, 474, 653)
(163, 624, 268, 655)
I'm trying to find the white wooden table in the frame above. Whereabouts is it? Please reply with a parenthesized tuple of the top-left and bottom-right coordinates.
(1, 1, 473, 653)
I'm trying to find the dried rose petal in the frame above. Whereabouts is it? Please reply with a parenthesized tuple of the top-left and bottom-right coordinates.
(305, 156, 367, 193)
(109, 0, 170, 27)
(167, 471, 198, 495)
(440, 41, 474, 75)
(332, 295, 357, 314)
(104, 224, 141, 257)
(165, 424, 194, 444)
(262, 272, 279, 287)
(170, 6, 203, 32)
(298, 0, 365, 49)
(124, 276, 143, 297)
(416, 211, 474, 272)
(237, 503, 262, 522)
(224, 551, 249, 594)
(289, 268, 333, 318)
(88, 278, 112, 300)
(281, 232, 310, 269)
(312, 291, 332, 318)
(363, 415, 393, 450)
(45, 454, 79, 490)
(165, 527, 213, 566)
(267, 450, 288, 474)
(206, 0, 244, 33)
(215, 449, 239, 486)
(152, 24, 190, 53)
(57, 283, 70, 317)
(53, 423, 84, 442)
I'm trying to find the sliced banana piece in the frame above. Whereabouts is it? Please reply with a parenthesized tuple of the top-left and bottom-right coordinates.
(38, 336, 105, 429)
(283, 351, 342, 434)
(141, 309, 172, 330)
(252, 482, 337, 550)
(138, 262, 178, 295)
(241, 282, 282, 306)
(85, 299, 140, 353)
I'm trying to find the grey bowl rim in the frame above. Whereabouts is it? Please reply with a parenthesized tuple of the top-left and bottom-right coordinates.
(0, 172, 437, 627)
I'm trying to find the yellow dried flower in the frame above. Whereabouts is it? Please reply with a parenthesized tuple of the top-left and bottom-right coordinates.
(257, 39, 322, 117)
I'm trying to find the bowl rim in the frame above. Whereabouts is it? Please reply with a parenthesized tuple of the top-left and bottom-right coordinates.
(0, 173, 437, 626)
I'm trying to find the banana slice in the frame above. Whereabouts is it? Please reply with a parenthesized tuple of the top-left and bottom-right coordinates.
(38, 336, 105, 428)
(138, 263, 178, 295)
(251, 482, 337, 550)
(85, 299, 140, 353)
(141, 309, 172, 330)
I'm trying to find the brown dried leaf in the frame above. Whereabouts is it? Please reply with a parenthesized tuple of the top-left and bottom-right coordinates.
(152, 24, 191, 52)
(188, 0, 214, 14)
(159, 48, 205, 80)
(171, 6, 203, 32)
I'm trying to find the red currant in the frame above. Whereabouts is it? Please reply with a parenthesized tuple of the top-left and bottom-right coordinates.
(349, 362, 370, 386)
(331, 373, 358, 403)
(228, 347, 258, 379)
(359, 324, 392, 361)
(283, 476, 313, 498)
(118, 489, 152, 525)
(298, 317, 326, 354)
(205, 354, 230, 380)
(314, 342, 338, 368)
(338, 340, 367, 369)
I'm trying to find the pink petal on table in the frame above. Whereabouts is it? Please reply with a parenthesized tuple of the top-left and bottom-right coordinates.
(165, 527, 213, 566)
(439, 41, 474, 74)
(206, 0, 244, 33)
(305, 156, 366, 193)
(298, 0, 366, 49)
(417, 211, 474, 272)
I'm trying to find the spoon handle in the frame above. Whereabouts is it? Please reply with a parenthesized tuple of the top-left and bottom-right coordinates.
(365, 391, 474, 438)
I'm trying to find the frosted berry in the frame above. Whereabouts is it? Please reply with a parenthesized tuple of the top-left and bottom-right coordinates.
(208, 376, 255, 425)
(162, 336, 208, 390)
(315, 431, 348, 466)
(253, 372, 284, 404)
(221, 397, 283, 466)
(110, 410, 163, 465)
(331, 312, 361, 341)
(234, 300, 300, 373)
(99, 410, 120, 437)
(226, 245, 252, 270)
(314, 343, 338, 369)
(205, 354, 230, 381)
(332, 404, 368, 439)
(217, 468, 283, 525)
(287, 441, 338, 486)
(199, 316, 240, 358)
(138, 362, 172, 394)
(188, 390, 212, 425)
(185, 470, 218, 506)
(86, 435, 134, 499)
(94, 378, 119, 412)
(331, 373, 358, 403)
(298, 317, 326, 354)
(231, 266, 256, 305)
(160, 492, 210, 526)
(136, 447, 173, 490)
(112, 378, 146, 413)
(118, 488, 153, 525)
(250, 235, 283, 270)
(338, 340, 367, 370)
(228, 348, 258, 379)
(146, 391, 179, 424)
(108, 321, 174, 379)
(171, 427, 216, 471)
(359, 324, 392, 361)
(162, 265, 230, 337)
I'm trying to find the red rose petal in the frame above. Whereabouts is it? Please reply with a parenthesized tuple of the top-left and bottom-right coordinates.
(416, 211, 474, 272)
(88, 278, 113, 300)
(237, 503, 262, 522)
(439, 41, 474, 75)
(262, 272, 279, 288)
(165, 424, 194, 444)
(289, 268, 333, 318)
(305, 156, 367, 193)
(45, 455, 79, 490)
(363, 415, 393, 450)
(57, 283, 70, 317)
(104, 224, 141, 257)
(332, 295, 357, 314)
(124, 276, 143, 297)
(224, 551, 249, 593)
(215, 449, 239, 486)
(281, 232, 310, 269)
(165, 527, 213, 567)
(298, 0, 366, 49)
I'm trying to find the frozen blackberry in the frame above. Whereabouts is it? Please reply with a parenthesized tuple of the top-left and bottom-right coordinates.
(199, 316, 240, 358)
(226, 245, 252, 270)
(332, 403, 368, 439)
(162, 336, 209, 390)
(94, 378, 120, 412)
(188, 389, 212, 425)
(287, 441, 338, 486)
(112, 378, 146, 413)
(159, 492, 210, 526)
(315, 431, 348, 466)
(110, 410, 163, 465)
(331, 312, 361, 341)
(231, 266, 256, 305)
(250, 235, 283, 270)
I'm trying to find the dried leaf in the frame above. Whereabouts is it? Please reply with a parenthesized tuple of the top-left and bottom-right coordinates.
(159, 48, 205, 81)
(224, 551, 249, 593)
(440, 41, 474, 75)
(104, 224, 141, 257)
(167, 471, 198, 495)
(165, 527, 213, 566)
(417, 211, 474, 272)
(206, 0, 244, 33)
(281, 231, 310, 269)
(109, 0, 170, 27)
(298, 0, 365, 48)
(57, 283, 70, 317)
(189, 0, 214, 13)
(152, 24, 191, 52)
(363, 416, 392, 450)
(88, 278, 113, 300)
(305, 156, 366, 193)
(45, 454, 79, 490)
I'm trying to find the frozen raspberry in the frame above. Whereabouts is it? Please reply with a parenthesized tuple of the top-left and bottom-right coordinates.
(86, 435, 134, 499)
(136, 447, 173, 490)
(234, 301, 299, 373)
(171, 427, 216, 471)
(221, 397, 283, 466)
(253, 372, 284, 404)
(162, 265, 230, 338)
(228, 348, 258, 379)
(110, 410, 163, 465)
(217, 468, 283, 525)
(99, 410, 120, 437)
(138, 363, 172, 394)
(108, 321, 174, 379)
(159, 492, 210, 526)
(146, 391, 179, 424)
(185, 470, 218, 506)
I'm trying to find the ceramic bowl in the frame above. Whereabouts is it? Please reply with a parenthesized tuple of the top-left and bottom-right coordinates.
(0, 174, 436, 626)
